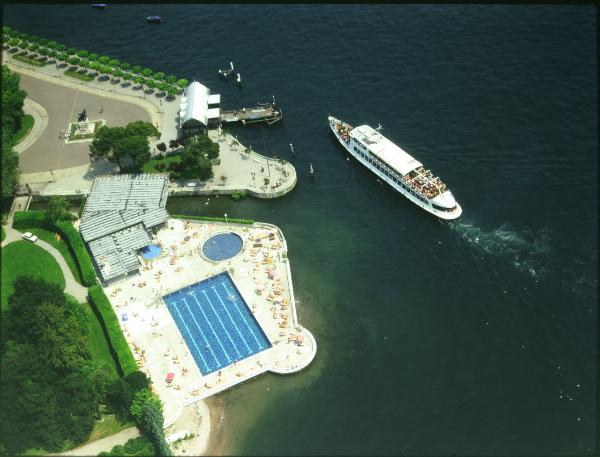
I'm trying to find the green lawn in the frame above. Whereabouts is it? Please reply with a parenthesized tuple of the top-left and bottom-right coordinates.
(141, 154, 181, 173)
(25, 227, 82, 284)
(64, 69, 95, 82)
(86, 415, 135, 444)
(83, 301, 119, 377)
(12, 114, 34, 145)
(1, 241, 65, 311)
(13, 54, 47, 66)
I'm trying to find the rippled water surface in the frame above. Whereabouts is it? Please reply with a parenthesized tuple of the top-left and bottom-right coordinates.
(4, 4, 597, 455)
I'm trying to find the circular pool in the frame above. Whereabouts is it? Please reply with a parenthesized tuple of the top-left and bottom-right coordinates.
(141, 244, 161, 260)
(201, 232, 243, 262)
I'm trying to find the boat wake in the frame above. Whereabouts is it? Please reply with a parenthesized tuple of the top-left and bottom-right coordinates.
(447, 220, 552, 278)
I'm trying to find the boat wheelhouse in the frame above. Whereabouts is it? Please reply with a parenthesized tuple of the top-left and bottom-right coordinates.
(328, 116, 462, 220)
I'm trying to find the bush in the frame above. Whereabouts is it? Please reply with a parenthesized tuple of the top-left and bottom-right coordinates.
(88, 285, 137, 376)
(230, 190, 247, 201)
(12, 210, 47, 229)
(55, 220, 96, 286)
(170, 214, 255, 224)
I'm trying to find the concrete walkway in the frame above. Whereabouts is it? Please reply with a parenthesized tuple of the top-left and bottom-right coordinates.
(14, 98, 48, 154)
(1, 197, 88, 303)
(52, 426, 140, 456)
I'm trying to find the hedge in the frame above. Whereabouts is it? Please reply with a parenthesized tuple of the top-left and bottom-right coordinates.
(13, 211, 97, 286)
(55, 220, 96, 286)
(12, 210, 46, 229)
(88, 285, 138, 376)
(170, 214, 255, 224)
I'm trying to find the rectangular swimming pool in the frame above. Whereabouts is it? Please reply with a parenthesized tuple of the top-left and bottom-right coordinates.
(163, 272, 271, 375)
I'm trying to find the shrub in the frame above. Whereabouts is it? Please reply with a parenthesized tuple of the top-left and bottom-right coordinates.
(170, 214, 254, 224)
(12, 210, 47, 229)
(88, 285, 137, 376)
(230, 190, 247, 201)
(55, 220, 96, 286)
(156, 142, 167, 153)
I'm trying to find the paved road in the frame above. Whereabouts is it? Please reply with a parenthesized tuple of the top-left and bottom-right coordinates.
(52, 426, 140, 456)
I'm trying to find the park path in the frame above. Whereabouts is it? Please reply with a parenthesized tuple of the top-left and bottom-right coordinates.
(51, 426, 140, 456)
(14, 98, 49, 154)
(1, 197, 88, 302)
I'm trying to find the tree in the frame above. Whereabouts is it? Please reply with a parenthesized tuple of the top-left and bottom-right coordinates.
(141, 67, 153, 78)
(2, 65, 27, 134)
(125, 371, 151, 394)
(80, 59, 90, 71)
(120, 62, 131, 71)
(106, 378, 134, 420)
(127, 120, 159, 139)
(1, 136, 20, 196)
(33, 301, 90, 371)
(47, 40, 59, 49)
(68, 55, 80, 67)
(98, 55, 110, 64)
(166, 85, 177, 98)
(56, 43, 66, 52)
(153, 71, 165, 81)
(88, 61, 100, 72)
(156, 142, 167, 153)
(158, 82, 169, 92)
(67, 46, 77, 55)
(108, 58, 120, 67)
(166, 74, 176, 84)
(46, 196, 73, 224)
(113, 135, 150, 172)
(99, 64, 112, 78)
(145, 79, 156, 91)
(131, 64, 142, 74)
(57, 52, 69, 63)
(176, 78, 188, 88)
(112, 68, 124, 79)
(77, 49, 88, 58)
(169, 139, 178, 151)
(88, 52, 99, 61)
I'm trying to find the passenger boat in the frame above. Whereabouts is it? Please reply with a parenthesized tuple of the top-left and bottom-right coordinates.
(328, 115, 462, 220)
(146, 15, 162, 23)
(92, 3, 108, 9)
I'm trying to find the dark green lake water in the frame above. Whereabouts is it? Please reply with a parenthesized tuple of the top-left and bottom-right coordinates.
(4, 4, 597, 454)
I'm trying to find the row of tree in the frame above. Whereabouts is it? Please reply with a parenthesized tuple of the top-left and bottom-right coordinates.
(2, 26, 189, 97)
(1, 65, 25, 197)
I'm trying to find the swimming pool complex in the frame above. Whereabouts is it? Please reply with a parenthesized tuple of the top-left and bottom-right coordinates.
(201, 232, 243, 261)
(163, 272, 271, 375)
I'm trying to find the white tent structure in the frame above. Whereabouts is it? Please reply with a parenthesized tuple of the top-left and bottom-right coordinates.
(179, 81, 221, 135)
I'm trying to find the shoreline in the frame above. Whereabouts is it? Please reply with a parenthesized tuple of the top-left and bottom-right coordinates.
(204, 396, 226, 456)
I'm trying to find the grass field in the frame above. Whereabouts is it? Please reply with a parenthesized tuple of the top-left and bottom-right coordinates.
(1, 240, 65, 311)
(83, 301, 119, 377)
(12, 114, 34, 145)
(23, 227, 82, 284)
(86, 415, 135, 444)
(142, 154, 181, 173)
(64, 69, 95, 82)
(13, 54, 47, 66)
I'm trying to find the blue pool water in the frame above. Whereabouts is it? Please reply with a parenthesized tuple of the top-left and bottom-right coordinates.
(163, 272, 271, 375)
(202, 232, 243, 261)
(140, 244, 161, 260)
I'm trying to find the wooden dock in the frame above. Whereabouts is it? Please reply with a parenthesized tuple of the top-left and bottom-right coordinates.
(220, 98, 283, 126)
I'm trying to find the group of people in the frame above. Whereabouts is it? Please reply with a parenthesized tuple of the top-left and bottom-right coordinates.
(404, 167, 447, 200)
(335, 122, 352, 143)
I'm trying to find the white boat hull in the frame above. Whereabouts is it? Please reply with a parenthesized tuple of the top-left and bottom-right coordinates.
(328, 116, 462, 220)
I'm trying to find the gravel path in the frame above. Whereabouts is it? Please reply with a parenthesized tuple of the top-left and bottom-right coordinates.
(51, 427, 140, 456)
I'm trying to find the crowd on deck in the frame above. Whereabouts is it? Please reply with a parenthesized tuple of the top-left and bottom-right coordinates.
(335, 122, 352, 144)
(404, 166, 448, 200)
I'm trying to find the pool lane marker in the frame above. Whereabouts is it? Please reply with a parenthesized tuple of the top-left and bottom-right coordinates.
(199, 289, 243, 358)
(186, 294, 231, 366)
(221, 282, 266, 350)
(169, 299, 213, 372)
(209, 286, 253, 354)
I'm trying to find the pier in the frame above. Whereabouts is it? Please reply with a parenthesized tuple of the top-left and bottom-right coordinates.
(220, 97, 283, 126)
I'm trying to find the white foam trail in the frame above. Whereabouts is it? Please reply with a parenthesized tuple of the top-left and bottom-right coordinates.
(448, 219, 552, 278)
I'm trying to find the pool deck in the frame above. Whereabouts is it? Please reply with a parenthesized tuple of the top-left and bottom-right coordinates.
(103, 218, 316, 427)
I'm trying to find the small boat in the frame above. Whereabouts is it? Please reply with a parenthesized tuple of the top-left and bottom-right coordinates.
(92, 3, 108, 9)
(146, 15, 162, 23)
(236, 73, 242, 84)
(309, 162, 314, 178)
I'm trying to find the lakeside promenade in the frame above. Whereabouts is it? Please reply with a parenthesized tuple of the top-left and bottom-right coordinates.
(3, 51, 296, 199)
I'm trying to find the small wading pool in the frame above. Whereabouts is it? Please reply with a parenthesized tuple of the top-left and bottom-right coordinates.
(202, 232, 243, 261)
(141, 244, 161, 260)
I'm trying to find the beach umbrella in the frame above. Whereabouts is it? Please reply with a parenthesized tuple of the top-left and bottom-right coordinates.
(166, 372, 175, 382)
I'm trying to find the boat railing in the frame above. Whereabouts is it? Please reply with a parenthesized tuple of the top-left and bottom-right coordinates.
(404, 168, 447, 200)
